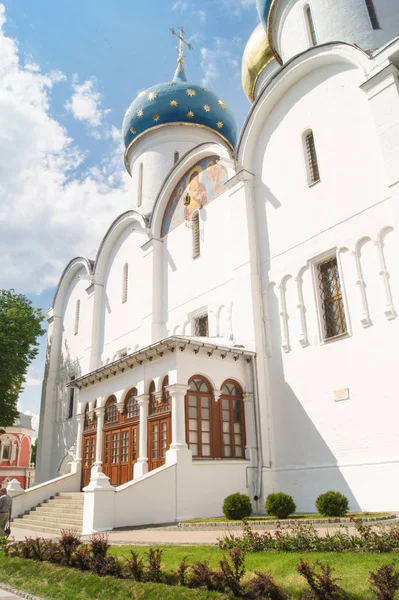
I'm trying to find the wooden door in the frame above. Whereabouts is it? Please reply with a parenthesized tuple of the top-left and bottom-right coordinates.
(82, 433, 96, 488)
(148, 417, 171, 471)
(102, 425, 139, 486)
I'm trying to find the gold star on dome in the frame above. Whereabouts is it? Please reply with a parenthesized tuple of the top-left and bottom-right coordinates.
(148, 92, 158, 101)
(203, 104, 211, 112)
(137, 109, 144, 117)
(218, 99, 226, 109)
(130, 127, 137, 134)
(186, 110, 194, 118)
(153, 113, 160, 122)
(186, 88, 197, 97)
(170, 100, 178, 107)
(216, 121, 224, 129)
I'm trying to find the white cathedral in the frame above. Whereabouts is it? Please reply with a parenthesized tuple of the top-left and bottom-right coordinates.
(32, 0, 399, 533)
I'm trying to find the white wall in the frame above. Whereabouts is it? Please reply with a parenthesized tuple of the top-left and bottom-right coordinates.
(273, 0, 399, 63)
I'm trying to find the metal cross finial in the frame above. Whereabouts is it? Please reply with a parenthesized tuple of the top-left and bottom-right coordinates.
(170, 27, 193, 65)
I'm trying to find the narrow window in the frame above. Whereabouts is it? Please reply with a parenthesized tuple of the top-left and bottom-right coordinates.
(304, 130, 320, 185)
(122, 263, 128, 303)
(74, 299, 80, 335)
(305, 5, 317, 46)
(174, 151, 179, 163)
(195, 314, 209, 337)
(318, 256, 347, 339)
(365, 0, 380, 29)
(104, 395, 119, 424)
(192, 211, 200, 258)
(68, 377, 75, 419)
(220, 381, 245, 459)
(138, 162, 143, 207)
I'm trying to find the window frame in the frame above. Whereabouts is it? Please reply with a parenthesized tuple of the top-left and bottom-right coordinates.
(310, 250, 351, 344)
(192, 210, 201, 259)
(67, 377, 75, 420)
(74, 299, 80, 335)
(304, 4, 317, 46)
(303, 128, 321, 186)
(104, 395, 119, 426)
(220, 380, 246, 459)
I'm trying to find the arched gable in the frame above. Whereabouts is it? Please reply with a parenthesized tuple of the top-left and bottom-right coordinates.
(53, 257, 93, 317)
(238, 42, 371, 169)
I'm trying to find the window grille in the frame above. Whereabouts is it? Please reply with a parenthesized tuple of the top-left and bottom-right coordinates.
(122, 263, 128, 303)
(132, 428, 137, 461)
(138, 162, 143, 207)
(304, 130, 320, 185)
(195, 314, 209, 337)
(192, 211, 200, 258)
(318, 257, 347, 339)
(174, 151, 179, 163)
(68, 377, 75, 419)
(365, 0, 380, 29)
(305, 5, 317, 46)
(125, 388, 139, 419)
(74, 299, 80, 335)
(105, 396, 118, 424)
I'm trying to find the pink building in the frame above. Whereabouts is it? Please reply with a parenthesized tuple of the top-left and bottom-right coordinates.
(0, 413, 35, 489)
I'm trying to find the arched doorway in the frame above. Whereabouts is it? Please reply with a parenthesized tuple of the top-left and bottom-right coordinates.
(148, 377, 171, 471)
(185, 376, 246, 459)
(102, 390, 140, 486)
(82, 402, 97, 488)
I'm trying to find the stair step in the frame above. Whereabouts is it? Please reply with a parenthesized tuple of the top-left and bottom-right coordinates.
(33, 507, 83, 517)
(21, 514, 82, 526)
(12, 521, 81, 535)
(14, 490, 84, 534)
(42, 502, 84, 510)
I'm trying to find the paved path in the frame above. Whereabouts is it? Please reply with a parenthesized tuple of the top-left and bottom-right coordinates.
(0, 586, 42, 600)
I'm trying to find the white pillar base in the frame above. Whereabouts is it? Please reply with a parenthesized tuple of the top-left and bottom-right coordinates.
(165, 444, 192, 466)
(134, 459, 148, 478)
(84, 469, 113, 491)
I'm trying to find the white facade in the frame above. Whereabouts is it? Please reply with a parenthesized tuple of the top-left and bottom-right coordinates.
(36, 0, 399, 531)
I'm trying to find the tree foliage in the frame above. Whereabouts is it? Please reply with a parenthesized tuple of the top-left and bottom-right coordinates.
(0, 289, 45, 428)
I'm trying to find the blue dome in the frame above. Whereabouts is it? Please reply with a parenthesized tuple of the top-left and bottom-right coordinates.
(256, 0, 273, 28)
(122, 64, 237, 153)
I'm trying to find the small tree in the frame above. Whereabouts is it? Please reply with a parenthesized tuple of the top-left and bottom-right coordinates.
(30, 438, 38, 466)
(0, 290, 45, 428)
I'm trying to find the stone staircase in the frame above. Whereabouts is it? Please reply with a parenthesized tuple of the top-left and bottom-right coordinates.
(12, 493, 84, 535)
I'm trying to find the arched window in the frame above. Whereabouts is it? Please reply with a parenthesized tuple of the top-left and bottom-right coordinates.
(220, 381, 245, 458)
(186, 376, 213, 458)
(104, 395, 118, 425)
(365, 0, 380, 29)
(303, 129, 320, 185)
(124, 388, 139, 419)
(122, 263, 128, 303)
(83, 403, 90, 431)
(304, 5, 317, 46)
(162, 376, 171, 412)
(138, 162, 143, 207)
(68, 376, 75, 419)
(148, 381, 157, 415)
(192, 211, 200, 259)
(74, 299, 80, 335)
(174, 151, 179, 163)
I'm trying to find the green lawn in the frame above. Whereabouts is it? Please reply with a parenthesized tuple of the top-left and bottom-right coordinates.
(110, 545, 398, 598)
(1, 547, 398, 599)
(181, 512, 391, 523)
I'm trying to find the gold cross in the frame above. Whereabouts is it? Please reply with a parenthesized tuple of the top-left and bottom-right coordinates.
(170, 27, 193, 65)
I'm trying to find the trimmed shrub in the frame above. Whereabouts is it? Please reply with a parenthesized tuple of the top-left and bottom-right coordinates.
(266, 492, 296, 519)
(316, 491, 349, 517)
(223, 492, 253, 520)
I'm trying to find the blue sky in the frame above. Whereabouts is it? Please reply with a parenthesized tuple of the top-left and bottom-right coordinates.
(0, 0, 259, 433)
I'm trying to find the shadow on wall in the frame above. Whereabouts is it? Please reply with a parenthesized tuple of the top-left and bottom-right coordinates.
(266, 285, 361, 513)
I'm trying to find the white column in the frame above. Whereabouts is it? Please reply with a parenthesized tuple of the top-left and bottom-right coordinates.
(243, 393, 257, 464)
(93, 407, 105, 468)
(74, 413, 85, 464)
(134, 394, 149, 478)
(166, 384, 191, 464)
(89, 282, 105, 371)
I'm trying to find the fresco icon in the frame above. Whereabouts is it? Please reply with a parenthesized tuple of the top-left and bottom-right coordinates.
(161, 156, 228, 237)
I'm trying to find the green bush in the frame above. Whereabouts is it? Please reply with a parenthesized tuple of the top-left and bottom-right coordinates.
(222, 493, 253, 520)
(316, 491, 349, 517)
(265, 492, 296, 519)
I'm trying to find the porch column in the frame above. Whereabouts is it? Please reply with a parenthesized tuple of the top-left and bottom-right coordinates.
(72, 413, 85, 473)
(93, 406, 105, 468)
(85, 405, 113, 491)
(243, 393, 257, 464)
(166, 384, 191, 464)
(134, 394, 149, 478)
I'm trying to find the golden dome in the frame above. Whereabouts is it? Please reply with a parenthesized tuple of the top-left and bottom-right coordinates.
(242, 23, 274, 103)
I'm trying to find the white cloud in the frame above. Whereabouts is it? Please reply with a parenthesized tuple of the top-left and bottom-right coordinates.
(172, 0, 207, 25)
(219, 0, 256, 15)
(200, 37, 241, 87)
(0, 4, 131, 293)
(65, 75, 110, 128)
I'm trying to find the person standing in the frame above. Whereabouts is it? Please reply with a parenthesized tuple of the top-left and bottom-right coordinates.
(0, 488, 12, 537)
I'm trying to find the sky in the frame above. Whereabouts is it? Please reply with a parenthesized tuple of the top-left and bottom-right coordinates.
(0, 0, 260, 435)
